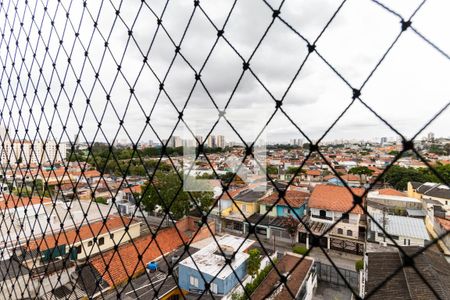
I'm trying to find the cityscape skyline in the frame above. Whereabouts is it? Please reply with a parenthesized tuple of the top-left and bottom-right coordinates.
(2, 124, 448, 147)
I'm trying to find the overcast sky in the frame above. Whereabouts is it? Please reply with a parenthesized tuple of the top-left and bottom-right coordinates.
(0, 0, 449, 146)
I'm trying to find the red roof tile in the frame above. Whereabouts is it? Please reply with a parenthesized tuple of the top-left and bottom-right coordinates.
(27, 216, 136, 252)
(0, 194, 52, 210)
(90, 227, 188, 287)
(259, 190, 309, 207)
(436, 217, 450, 231)
(122, 185, 142, 194)
(377, 188, 405, 197)
(309, 185, 365, 214)
(341, 174, 361, 181)
(306, 170, 321, 176)
(70, 170, 101, 178)
(251, 253, 313, 300)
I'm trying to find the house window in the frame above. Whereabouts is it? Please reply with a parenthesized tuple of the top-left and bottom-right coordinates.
(211, 282, 218, 294)
(190, 276, 199, 288)
(404, 239, 410, 246)
(337, 228, 343, 235)
(110, 233, 114, 240)
(319, 210, 326, 218)
(347, 230, 352, 237)
(342, 213, 349, 220)
(98, 237, 105, 246)
(76, 246, 82, 254)
(88, 241, 93, 247)
(233, 222, 243, 231)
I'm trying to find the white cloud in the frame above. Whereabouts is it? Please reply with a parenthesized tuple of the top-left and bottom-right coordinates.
(0, 0, 448, 146)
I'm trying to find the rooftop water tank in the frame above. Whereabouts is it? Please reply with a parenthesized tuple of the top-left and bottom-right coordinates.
(147, 261, 158, 272)
(221, 244, 234, 260)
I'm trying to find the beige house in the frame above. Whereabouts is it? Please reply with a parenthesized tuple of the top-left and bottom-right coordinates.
(17, 216, 141, 269)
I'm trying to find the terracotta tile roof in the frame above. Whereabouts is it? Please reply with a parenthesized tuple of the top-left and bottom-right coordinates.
(309, 185, 365, 214)
(0, 195, 52, 210)
(377, 188, 405, 197)
(58, 182, 88, 191)
(326, 174, 362, 182)
(27, 216, 136, 252)
(306, 170, 321, 176)
(341, 174, 361, 181)
(323, 175, 335, 181)
(122, 185, 142, 194)
(90, 227, 188, 287)
(217, 188, 243, 200)
(259, 190, 309, 207)
(251, 253, 313, 300)
(436, 217, 450, 231)
(368, 166, 382, 173)
(39, 168, 68, 178)
(70, 170, 101, 178)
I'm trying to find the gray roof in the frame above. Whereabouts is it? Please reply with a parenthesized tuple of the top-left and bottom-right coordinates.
(234, 189, 267, 203)
(405, 209, 426, 217)
(367, 247, 450, 300)
(0, 259, 29, 282)
(370, 214, 429, 240)
(414, 182, 450, 200)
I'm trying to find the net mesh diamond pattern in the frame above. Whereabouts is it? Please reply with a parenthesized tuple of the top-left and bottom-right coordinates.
(0, 0, 448, 299)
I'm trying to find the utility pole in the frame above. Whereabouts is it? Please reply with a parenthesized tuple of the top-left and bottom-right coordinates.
(382, 207, 388, 242)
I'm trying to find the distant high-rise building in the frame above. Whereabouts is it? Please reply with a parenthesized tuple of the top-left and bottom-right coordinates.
(207, 135, 216, 148)
(1, 139, 66, 165)
(216, 135, 225, 148)
(289, 138, 303, 146)
(195, 135, 203, 146)
(380, 137, 388, 145)
(168, 136, 183, 148)
(0, 126, 6, 141)
(427, 132, 435, 142)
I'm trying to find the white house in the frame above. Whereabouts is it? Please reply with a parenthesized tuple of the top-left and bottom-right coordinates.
(299, 185, 366, 255)
(368, 214, 430, 246)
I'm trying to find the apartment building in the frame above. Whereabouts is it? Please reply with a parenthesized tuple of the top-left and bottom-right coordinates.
(1, 139, 66, 165)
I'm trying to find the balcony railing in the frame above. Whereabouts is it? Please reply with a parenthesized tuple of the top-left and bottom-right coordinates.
(311, 215, 333, 221)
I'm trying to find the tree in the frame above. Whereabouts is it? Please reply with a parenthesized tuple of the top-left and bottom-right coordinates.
(444, 143, 450, 156)
(219, 172, 243, 185)
(140, 171, 214, 220)
(247, 248, 262, 278)
(382, 166, 436, 190)
(284, 216, 300, 246)
(94, 197, 108, 205)
(427, 163, 450, 184)
(393, 206, 405, 216)
(348, 166, 374, 176)
(349, 166, 374, 184)
(266, 165, 278, 175)
(355, 259, 364, 272)
(292, 245, 308, 256)
(286, 167, 306, 175)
